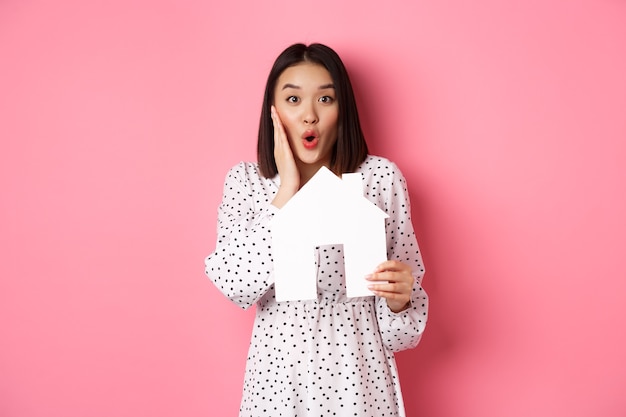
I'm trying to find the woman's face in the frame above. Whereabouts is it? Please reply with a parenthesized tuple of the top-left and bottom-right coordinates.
(273, 62, 339, 172)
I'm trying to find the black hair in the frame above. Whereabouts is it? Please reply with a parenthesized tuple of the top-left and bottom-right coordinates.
(257, 43, 368, 178)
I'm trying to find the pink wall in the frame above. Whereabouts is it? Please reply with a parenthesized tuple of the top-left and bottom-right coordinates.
(1, 1, 625, 416)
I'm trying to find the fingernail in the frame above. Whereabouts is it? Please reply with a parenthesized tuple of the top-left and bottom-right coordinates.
(364, 274, 373, 280)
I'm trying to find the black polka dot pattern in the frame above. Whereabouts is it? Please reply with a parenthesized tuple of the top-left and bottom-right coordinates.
(205, 155, 428, 417)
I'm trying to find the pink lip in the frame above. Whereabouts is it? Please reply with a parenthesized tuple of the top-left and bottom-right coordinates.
(302, 130, 319, 150)
(302, 137, 319, 149)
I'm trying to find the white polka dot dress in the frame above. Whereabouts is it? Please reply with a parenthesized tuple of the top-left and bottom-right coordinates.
(205, 155, 428, 417)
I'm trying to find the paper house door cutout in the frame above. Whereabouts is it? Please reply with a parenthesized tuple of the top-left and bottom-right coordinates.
(271, 166, 389, 302)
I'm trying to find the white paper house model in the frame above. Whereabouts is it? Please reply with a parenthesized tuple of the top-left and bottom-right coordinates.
(271, 166, 389, 302)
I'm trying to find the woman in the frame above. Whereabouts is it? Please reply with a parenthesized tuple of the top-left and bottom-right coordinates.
(205, 43, 428, 417)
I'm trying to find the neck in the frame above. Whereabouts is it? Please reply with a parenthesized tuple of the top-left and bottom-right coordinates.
(297, 161, 330, 187)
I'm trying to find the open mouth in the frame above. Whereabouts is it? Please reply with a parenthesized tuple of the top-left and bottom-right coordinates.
(302, 131, 319, 149)
(302, 137, 319, 149)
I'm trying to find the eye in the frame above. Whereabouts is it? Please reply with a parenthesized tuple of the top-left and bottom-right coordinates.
(319, 96, 335, 104)
(287, 96, 299, 103)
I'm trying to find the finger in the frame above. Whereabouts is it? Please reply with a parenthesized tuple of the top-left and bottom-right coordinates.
(366, 271, 413, 285)
(271, 107, 286, 154)
(375, 260, 410, 273)
(370, 289, 410, 302)
(368, 285, 411, 307)
(367, 281, 405, 293)
(271, 106, 280, 138)
(271, 106, 287, 140)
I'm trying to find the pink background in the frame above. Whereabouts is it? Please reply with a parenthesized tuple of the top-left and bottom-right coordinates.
(2, 1, 625, 416)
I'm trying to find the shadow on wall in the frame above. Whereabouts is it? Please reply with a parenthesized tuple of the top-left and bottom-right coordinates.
(345, 45, 469, 415)
(395, 269, 456, 415)
(397, 182, 457, 415)
(395, 178, 502, 415)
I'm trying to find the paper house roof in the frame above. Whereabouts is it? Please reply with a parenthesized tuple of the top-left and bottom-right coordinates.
(271, 166, 389, 302)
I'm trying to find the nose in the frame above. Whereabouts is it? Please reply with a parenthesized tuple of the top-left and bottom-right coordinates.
(303, 103, 318, 125)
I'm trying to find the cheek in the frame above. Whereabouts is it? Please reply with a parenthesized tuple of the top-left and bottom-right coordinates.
(326, 108, 339, 126)
(276, 103, 295, 119)
(282, 119, 301, 144)
(327, 112, 339, 135)
(275, 107, 297, 136)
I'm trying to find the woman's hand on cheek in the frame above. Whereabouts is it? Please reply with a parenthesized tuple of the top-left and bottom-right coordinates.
(271, 106, 299, 208)
(366, 260, 414, 313)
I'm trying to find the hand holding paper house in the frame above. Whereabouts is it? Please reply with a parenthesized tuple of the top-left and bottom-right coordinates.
(271, 166, 389, 302)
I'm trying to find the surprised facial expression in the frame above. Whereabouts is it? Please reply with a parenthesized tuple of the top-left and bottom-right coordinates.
(273, 63, 339, 173)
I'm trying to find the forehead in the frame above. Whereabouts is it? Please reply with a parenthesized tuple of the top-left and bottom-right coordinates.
(276, 62, 333, 89)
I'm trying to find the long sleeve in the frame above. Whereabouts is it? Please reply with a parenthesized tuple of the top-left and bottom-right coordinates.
(215, 156, 427, 415)
(204, 162, 278, 309)
(368, 160, 429, 353)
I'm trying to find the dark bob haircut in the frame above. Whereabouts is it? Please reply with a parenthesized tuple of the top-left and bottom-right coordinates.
(257, 43, 368, 178)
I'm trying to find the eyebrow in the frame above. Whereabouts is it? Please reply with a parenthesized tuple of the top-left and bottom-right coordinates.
(281, 83, 335, 90)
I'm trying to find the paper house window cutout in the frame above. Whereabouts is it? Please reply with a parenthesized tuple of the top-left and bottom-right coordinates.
(271, 166, 389, 302)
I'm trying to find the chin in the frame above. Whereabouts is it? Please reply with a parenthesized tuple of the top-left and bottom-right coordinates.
(298, 155, 326, 167)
